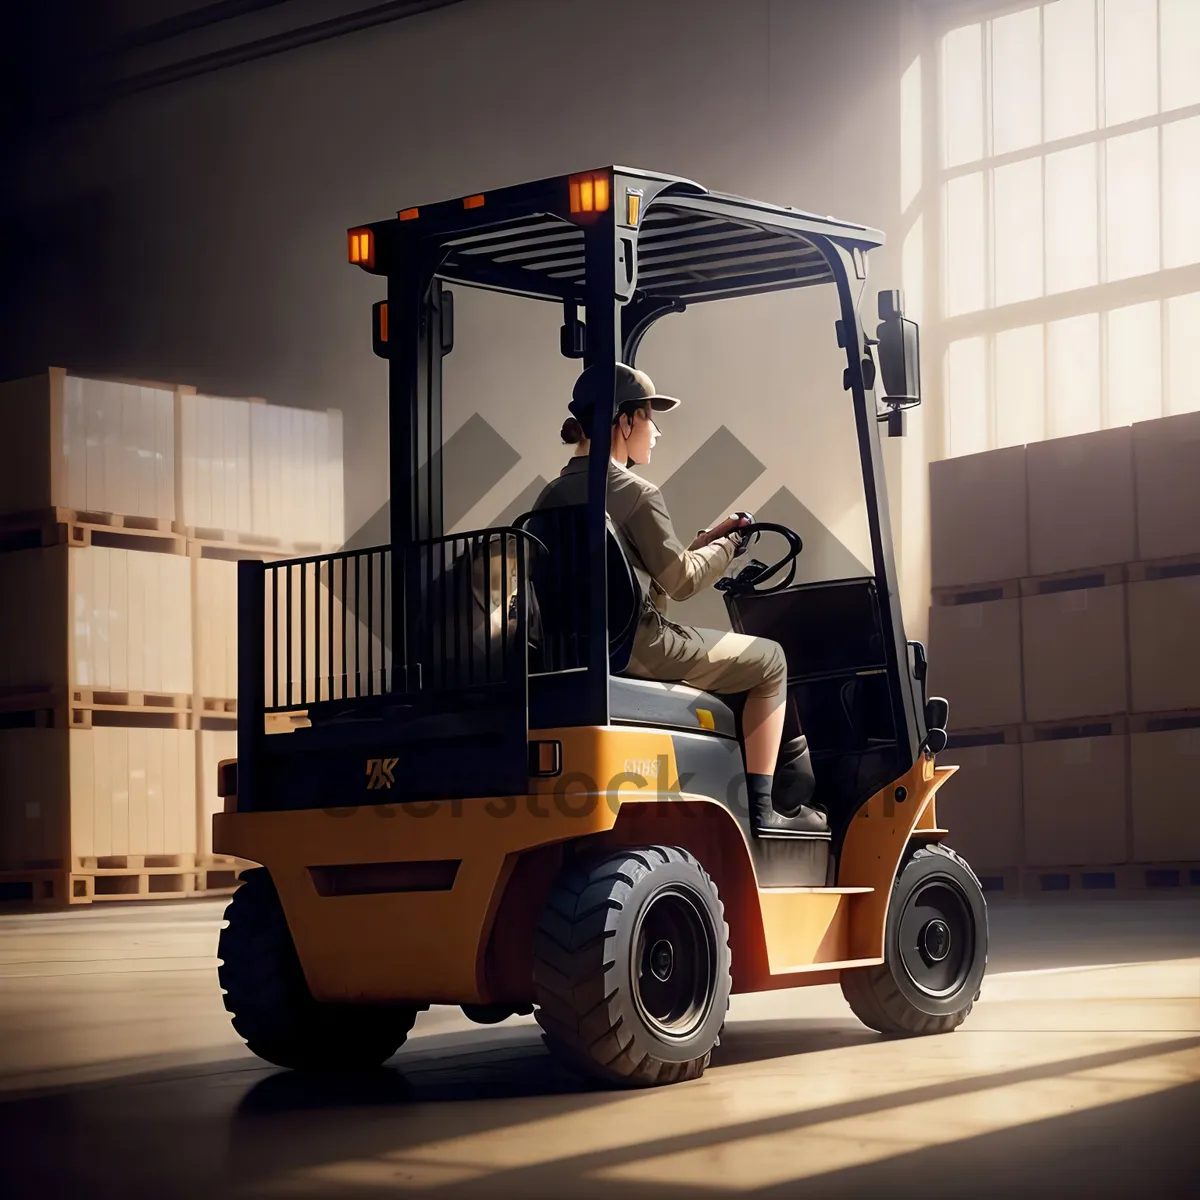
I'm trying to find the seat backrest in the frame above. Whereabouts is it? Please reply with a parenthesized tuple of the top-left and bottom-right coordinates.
(515, 505, 642, 674)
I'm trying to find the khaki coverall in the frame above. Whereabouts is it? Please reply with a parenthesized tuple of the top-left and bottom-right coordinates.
(535, 457, 786, 699)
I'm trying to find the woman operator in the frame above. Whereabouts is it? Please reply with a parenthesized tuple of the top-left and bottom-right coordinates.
(534, 362, 825, 835)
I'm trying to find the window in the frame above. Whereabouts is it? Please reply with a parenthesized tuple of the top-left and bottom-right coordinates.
(927, 0, 1200, 456)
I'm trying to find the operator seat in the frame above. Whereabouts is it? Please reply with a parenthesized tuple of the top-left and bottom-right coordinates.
(514, 506, 738, 739)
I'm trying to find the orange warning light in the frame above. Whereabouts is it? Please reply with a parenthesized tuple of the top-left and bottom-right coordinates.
(347, 228, 374, 268)
(569, 171, 611, 216)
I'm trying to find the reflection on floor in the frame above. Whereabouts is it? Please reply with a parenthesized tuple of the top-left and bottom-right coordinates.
(1, 897, 1197, 1198)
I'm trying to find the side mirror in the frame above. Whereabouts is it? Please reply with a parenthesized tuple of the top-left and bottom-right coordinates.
(876, 289, 921, 405)
(923, 695, 950, 757)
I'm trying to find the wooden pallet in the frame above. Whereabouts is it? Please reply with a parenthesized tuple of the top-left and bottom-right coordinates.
(179, 525, 339, 558)
(943, 726, 1022, 751)
(1019, 563, 1126, 597)
(973, 867, 1021, 897)
(199, 697, 237, 715)
(931, 579, 1021, 607)
(1021, 864, 1133, 893)
(73, 853, 196, 871)
(1128, 552, 1200, 583)
(195, 860, 251, 895)
(1022, 862, 1200, 894)
(1128, 709, 1200, 734)
(1125, 862, 1200, 891)
(0, 861, 247, 908)
(186, 537, 298, 563)
(0, 507, 185, 555)
(70, 866, 199, 902)
(1020, 716, 1128, 743)
(0, 870, 67, 906)
(0, 687, 193, 730)
(930, 553, 1198, 609)
(176, 523, 282, 550)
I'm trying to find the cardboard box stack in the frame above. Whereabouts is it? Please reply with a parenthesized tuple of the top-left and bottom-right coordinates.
(0, 369, 344, 906)
(929, 416, 1200, 897)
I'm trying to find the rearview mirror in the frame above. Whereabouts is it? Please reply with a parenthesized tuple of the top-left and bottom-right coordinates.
(876, 290, 920, 404)
(925, 696, 949, 732)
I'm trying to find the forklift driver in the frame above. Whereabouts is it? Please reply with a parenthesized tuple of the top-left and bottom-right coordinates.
(534, 363, 827, 835)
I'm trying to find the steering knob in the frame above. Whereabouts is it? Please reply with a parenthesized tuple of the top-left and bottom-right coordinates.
(730, 512, 756, 557)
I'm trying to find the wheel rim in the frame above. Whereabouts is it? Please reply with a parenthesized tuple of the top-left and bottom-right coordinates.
(897, 878, 975, 998)
(631, 885, 717, 1040)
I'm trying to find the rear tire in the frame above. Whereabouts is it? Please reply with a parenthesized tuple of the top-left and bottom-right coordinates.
(533, 845, 731, 1087)
(218, 868, 419, 1071)
(841, 843, 987, 1035)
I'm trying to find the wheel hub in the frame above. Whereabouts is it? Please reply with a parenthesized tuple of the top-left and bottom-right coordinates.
(631, 885, 717, 1041)
(897, 879, 975, 999)
(649, 938, 675, 982)
(921, 918, 951, 963)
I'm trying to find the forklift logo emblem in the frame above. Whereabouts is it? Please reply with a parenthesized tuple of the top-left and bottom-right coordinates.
(366, 757, 399, 790)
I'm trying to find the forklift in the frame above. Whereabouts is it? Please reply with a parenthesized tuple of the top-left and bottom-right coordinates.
(213, 167, 986, 1086)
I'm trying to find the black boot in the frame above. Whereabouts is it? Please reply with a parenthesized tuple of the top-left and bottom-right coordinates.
(773, 734, 817, 813)
(751, 792, 829, 836)
(747, 772, 828, 837)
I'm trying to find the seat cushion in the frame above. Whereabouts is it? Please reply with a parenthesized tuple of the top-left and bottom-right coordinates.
(610, 676, 738, 738)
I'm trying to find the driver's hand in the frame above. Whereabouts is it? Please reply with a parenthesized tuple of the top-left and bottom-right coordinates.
(691, 513, 751, 550)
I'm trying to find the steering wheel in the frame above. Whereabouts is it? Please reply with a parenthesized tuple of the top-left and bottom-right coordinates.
(714, 522, 804, 596)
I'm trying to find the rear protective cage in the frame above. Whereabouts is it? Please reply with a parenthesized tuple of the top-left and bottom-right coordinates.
(260, 529, 535, 715)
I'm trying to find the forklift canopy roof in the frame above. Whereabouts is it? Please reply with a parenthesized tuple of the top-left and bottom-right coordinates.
(368, 167, 885, 305)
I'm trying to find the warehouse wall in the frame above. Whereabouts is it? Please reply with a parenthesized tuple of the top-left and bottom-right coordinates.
(1, 0, 931, 632)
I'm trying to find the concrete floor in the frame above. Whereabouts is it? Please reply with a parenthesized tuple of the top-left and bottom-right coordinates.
(0, 897, 1197, 1199)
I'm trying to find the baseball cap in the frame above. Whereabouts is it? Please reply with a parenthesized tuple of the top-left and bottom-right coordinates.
(568, 362, 681, 426)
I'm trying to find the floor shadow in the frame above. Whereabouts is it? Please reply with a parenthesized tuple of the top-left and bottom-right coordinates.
(4, 1029, 1197, 1200)
(711, 1018, 877, 1070)
(752, 1079, 1200, 1199)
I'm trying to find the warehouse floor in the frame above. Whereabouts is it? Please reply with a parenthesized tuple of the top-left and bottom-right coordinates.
(1, 897, 1197, 1198)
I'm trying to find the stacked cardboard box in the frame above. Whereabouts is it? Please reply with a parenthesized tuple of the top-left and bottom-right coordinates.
(0, 369, 347, 905)
(0, 370, 177, 524)
(178, 392, 344, 550)
(928, 415, 1200, 890)
(1127, 410, 1200, 870)
(0, 545, 193, 704)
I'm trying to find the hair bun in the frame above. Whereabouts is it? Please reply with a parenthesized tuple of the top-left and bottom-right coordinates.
(561, 416, 585, 445)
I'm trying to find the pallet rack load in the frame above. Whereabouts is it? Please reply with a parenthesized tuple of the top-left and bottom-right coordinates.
(0, 369, 179, 526)
(177, 390, 344, 552)
(0, 543, 193, 726)
(928, 415, 1200, 895)
(0, 371, 347, 905)
(0, 726, 198, 904)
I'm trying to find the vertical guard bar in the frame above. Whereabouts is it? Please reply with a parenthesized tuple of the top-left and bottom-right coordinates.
(581, 212, 618, 727)
(236, 558, 266, 812)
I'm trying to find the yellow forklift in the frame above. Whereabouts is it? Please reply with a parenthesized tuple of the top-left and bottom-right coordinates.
(213, 167, 986, 1085)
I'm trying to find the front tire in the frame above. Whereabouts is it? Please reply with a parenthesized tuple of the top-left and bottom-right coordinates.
(841, 843, 987, 1035)
(218, 868, 420, 1070)
(533, 846, 731, 1087)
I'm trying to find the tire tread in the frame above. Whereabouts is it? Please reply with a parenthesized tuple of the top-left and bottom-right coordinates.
(841, 843, 986, 1037)
(218, 869, 418, 1071)
(533, 845, 729, 1087)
